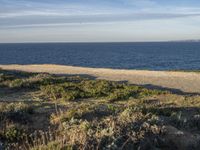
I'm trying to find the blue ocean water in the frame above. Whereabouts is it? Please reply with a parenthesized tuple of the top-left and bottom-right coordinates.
(0, 42, 200, 71)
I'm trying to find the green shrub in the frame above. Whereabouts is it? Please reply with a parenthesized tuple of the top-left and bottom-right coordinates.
(4, 125, 26, 142)
(8, 79, 24, 88)
(0, 102, 34, 125)
(31, 141, 73, 150)
(40, 78, 166, 102)
(0, 102, 33, 114)
(106, 86, 139, 102)
(137, 88, 167, 98)
(80, 80, 114, 97)
(0, 73, 11, 82)
(2, 69, 166, 102)
(107, 89, 132, 102)
(40, 84, 84, 101)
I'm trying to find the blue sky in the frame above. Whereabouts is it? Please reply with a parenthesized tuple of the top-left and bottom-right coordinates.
(0, 0, 200, 42)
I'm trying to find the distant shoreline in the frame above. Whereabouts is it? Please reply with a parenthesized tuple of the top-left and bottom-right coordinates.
(1, 64, 200, 94)
(0, 40, 200, 44)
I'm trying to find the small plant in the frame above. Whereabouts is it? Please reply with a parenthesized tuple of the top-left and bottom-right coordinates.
(3, 125, 26, 142)
(79, 121, 91, 131)
(0, 102, 34, 114)
(8, 79, 24, 88)
(107, 104, 119, 113)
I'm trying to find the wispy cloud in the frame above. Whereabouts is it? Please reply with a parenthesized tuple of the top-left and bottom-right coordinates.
(1, 0, 200, 18)
(1, 12, 200, 29)
(1, 0, 200, 42)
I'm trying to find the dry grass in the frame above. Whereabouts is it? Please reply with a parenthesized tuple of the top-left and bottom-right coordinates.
(0, 69, 200, 150)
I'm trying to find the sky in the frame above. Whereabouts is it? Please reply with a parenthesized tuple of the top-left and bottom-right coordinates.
(0, 0, 200, 43)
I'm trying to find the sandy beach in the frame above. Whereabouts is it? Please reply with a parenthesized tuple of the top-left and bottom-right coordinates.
(0, 64, 200, 94)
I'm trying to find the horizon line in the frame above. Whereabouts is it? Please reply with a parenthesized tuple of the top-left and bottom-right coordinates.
(0, 39, 200, 44)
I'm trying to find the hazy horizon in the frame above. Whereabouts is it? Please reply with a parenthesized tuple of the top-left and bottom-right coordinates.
(1, 0, 200, 43)
(1, 39, 200, 44)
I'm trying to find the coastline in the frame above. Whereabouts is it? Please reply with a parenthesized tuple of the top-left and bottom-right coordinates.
(0, 64, 200, 94)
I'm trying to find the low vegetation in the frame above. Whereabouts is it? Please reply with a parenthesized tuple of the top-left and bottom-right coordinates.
(0, 69, 200, 150)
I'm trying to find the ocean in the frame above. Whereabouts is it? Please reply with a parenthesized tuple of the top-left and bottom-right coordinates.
(0, 42, 200, 71)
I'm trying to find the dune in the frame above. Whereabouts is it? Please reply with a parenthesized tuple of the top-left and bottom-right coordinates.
(0, 64, 200, 94)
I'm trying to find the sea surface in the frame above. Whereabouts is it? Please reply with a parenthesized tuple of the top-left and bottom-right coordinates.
(0, 42, 200, 71)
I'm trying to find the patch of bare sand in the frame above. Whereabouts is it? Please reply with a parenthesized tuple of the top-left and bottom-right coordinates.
(0, 64, 200, 94)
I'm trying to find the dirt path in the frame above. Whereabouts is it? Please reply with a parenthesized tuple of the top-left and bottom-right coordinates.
(0, 64, 200, 94)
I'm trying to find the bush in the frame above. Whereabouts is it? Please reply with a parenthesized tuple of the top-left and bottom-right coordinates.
(0, 102, 34, 125)
(80, 80, 114, 97)
(40, 84, 84, 101)
(0, 102, 34, 114)
(8, 79, 24, 88)
(3, 125, 26, 142)
(40, 78, 166, 102)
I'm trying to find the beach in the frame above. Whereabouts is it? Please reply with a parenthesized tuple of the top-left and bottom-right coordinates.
(0, 64, 199, 94)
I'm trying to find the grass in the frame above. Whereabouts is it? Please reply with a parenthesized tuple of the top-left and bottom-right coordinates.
(0, 69, 200, 149)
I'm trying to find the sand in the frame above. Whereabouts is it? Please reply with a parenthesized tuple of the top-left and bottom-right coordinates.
(0, 64, 200, 94)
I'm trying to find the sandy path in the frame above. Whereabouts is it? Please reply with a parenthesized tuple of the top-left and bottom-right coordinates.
(0, 64, 200, 94)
